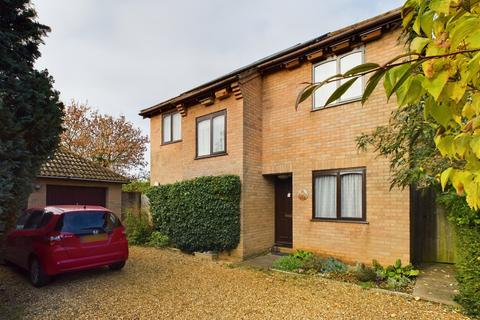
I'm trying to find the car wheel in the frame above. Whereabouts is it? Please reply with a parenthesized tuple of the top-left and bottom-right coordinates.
(29, 258, 50, 287)
(109, 261, 126, 271)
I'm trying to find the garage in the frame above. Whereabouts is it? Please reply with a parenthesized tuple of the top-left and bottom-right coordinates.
(28, 149, 128, 214)
(46, 185, 107, 207)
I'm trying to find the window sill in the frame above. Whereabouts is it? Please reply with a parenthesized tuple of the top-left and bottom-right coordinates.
(311, 97, 362, 112)
(161, 139, 182, 146)
(195, 152, 228, 160)
(310, 218, 368, 224)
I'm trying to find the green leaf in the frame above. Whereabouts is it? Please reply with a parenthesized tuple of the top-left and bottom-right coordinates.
(324, 78, 358, 107)
(469, 136, 480, 158)
(388, 63, 417, 100)
(430, 0, 451, 15)
(430, 103, 453, 127)
(362, 69, 386, 104)
(441, 167, 453, 190)
(384, 64, 410, 98)
(422, 70, 449, 101)
(410, 37, 431, 53)
(436, 134, 455, 156)
(296, 83, 322, 109)
(454, 134, 470, 157)
(343, 63, 380, 77)
(420, 11, 435, 36)
(451, 17, 480, 50)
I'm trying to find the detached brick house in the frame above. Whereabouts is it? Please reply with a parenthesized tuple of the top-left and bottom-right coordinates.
(140, 9, 454, 265)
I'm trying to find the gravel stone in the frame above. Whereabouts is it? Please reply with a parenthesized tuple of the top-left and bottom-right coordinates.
(0, 247, 469, 319)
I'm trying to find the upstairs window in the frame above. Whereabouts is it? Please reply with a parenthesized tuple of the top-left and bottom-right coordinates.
(162, 112, 182, 144)
(313, 49, 364, 109)
(196, 110, 226, 158)
(313, 168, 366, 221)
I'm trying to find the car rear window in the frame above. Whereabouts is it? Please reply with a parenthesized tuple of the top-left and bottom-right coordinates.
(59, 211, 118, 235)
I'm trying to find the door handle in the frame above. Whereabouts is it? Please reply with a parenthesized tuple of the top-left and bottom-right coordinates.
(61, 234, 74, 239)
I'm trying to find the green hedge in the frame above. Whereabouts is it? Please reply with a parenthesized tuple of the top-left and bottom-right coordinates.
(438, 193, 480, 318)
(146, 175, 241, 252)
(455, 224, 480, 317)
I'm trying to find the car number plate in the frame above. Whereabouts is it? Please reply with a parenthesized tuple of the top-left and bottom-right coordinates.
(81, 234, 108, 243)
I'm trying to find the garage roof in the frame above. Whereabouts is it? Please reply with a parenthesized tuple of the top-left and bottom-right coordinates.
(38, 149, 129, 184)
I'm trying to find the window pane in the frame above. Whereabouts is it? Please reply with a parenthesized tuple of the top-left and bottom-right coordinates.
(212, 115, 225, 153)
(313, 60, 337, 108)
(163, 114, 171, 143)
(15, 212, 29, 230)
(341, 173, 363, 218)
(62, 211, 108, 235)
(197, 119, 211, 156)
(314, 175, 337, 218)
(340, 51, 363, 100)
(24, 211, 44, 229)
(172, 112, 181, 141)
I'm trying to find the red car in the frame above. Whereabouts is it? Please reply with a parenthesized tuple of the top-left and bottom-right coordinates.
(4, 205, 128, 287)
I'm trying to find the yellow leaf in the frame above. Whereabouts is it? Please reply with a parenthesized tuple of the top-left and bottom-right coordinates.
(470, 136, 480, 158)
(441, 167, 453, 190)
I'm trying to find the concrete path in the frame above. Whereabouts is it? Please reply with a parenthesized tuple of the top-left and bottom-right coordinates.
(239, 253, 282, 270)
(413, 263, 459, 306)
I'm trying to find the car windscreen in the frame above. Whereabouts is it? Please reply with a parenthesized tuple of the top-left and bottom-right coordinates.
(59, 211, 114, 235)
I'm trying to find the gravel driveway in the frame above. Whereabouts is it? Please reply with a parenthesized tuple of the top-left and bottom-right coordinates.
(0, 246, 468, 320)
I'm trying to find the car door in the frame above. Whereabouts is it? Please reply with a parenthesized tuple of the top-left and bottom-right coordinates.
(5, 211, 31, 266)
(16, 210, 45, 269)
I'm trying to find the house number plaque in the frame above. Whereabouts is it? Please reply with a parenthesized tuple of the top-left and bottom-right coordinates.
(297, 189, 308, 201)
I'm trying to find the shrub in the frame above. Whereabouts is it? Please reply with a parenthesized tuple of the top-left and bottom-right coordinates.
(355, 263, 377, 282)
(122, 180, 150, 193)
(438, 193, 480, 318)
(292, 250, 314, 262)
(302, 255, 326, 273)
(373, 259, 419, 290)
(146, 175, 241, 252)
(274, 251, 348, 274)
(147, 231, 170, 248)
(272, 255, 304, 272)
(123, 210, 152, 245)
(322, 257, 348, 273)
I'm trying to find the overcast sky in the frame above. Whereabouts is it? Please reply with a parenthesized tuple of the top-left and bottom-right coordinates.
(33, 0, 402, 167)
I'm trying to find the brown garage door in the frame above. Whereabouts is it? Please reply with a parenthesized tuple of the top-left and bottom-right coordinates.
(46, 185, 107, 207)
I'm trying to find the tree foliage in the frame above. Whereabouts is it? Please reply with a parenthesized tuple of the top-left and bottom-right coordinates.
(61, 100, 148, 176)
(297, 0, 480, 210)
(357, 102, 452, 189)
(0, 1, 64, 229)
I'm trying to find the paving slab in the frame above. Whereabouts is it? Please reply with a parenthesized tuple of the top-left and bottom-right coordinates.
(413, 263, 459, 306)
(238, 253, 282, 270)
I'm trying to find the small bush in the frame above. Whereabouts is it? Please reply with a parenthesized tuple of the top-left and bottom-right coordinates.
(302, 255, 326, 273)
(374, 259, 419, 290)
(147, 175, 241, 252)
(273, 251, 347, 274)
(272, 255, 304, 272)
(322, 257, 347, 273)
(292, 250, 314, 262)
(147, 231, 170, 248)
(355, 263, 377, 282)
(123, 210, 152, 245)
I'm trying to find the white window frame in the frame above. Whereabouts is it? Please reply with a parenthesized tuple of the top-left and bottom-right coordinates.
(162, 111, 182, 144)
(312, 47, 365, 110)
